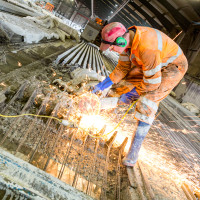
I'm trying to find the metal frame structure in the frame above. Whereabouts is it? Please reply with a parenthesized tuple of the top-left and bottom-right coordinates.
(75, 0, 199, 35)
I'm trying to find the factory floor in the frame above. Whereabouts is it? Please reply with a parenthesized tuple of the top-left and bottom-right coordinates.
(0, 39, 199, 199)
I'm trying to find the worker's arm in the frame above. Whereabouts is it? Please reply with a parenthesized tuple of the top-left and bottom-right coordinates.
(92, 76, 113, 93)
(92, 51, 131, 93)
(139, 49, 162, 92)
(109, 51, 132, 83)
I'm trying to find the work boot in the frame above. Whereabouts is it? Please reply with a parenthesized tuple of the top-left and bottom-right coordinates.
(122, 120, 151, 167)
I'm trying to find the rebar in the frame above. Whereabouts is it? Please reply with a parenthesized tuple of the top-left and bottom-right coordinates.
(100, 131, 118, 200)
(86, 125, 106, 195)
(138, 160, 155, 200)
(15, 93, 51, 154)
(0, 81, 28, 114)
(115, 137, 128, 200)
(0, 89, 38, 145)
(58, 129, 77, 179)
(43, 125, 64, 171)
(72, 134, 89, 187)
(28, 101, 62, 163)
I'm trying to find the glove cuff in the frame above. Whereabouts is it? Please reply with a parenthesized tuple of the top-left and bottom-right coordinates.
(100, 77, 113, 90)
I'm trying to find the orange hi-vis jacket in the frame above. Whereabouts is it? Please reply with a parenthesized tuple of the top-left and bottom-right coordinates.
(109, 26, 188, 124)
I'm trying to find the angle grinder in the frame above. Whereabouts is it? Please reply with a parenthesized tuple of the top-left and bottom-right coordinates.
(61, 93, 119, 127)
(77, 93, 119, 115)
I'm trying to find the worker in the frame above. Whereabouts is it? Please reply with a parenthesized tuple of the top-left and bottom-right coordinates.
(92, 22, 188, 167)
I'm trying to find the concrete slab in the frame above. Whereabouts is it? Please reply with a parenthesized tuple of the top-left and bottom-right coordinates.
(0, 148, 94, 199)
(0, 0, 40, 17)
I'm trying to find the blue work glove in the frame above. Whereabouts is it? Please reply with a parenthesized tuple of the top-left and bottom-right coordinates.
(92, 77, 113, 94)
(119, 87, 140, 104)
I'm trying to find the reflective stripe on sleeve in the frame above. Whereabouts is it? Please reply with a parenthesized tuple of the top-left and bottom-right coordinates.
(162, 47, 182, 67)
(135, 56, 141, 62)
(135, 111, 155, 124)
(143, 63, 161, 77)
(143, 47, 182, 77)
(154, 29, 162, 51)
(141, 97, 158, 112)
(119, 55, 130, 62)
(143, 76, 161, 84)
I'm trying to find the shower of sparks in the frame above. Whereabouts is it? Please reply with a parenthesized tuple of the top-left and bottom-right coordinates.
(58, 92, 200, 192)
(140, 143, 200, 193)
(73, 102, 132, 150)
(77, 105, 133, 150)
(85, 104, 200, 191)
(79, 115, 106, 133)
(145, 107, 200, 191)
(139, 147, 198, 189)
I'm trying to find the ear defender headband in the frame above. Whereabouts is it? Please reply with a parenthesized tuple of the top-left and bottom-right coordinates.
(101, 30, 129, 47)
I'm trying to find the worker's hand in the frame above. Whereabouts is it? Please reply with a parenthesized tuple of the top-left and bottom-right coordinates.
(118, 88, 140, 105)
(91, 85, 101, 94)
(92, 77, 113, 94)
(88, 86, 101, 95)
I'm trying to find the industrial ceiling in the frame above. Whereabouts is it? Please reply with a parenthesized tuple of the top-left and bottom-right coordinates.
(78, 0, 200, 35)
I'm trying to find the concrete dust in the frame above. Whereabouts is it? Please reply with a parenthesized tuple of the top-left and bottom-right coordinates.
(0, 12, 59, 43)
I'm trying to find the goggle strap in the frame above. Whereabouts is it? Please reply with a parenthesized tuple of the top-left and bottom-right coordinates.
(101, 39, 113, 45)
(101, 39, 126, 46)
(101, 29, 128, 46)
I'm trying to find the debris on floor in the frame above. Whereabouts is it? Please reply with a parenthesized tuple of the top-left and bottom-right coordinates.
(181, 102, 200, 115)
(0, 10, 80, 43)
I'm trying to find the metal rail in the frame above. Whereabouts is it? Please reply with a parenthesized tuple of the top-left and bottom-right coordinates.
(55, 42, 84, 64)
(55, 41, 109, 77)
(62, 43, 86, 65)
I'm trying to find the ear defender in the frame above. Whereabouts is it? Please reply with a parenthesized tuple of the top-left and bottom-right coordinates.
(101, 30, 129, 47)
(115, 37, 127, 47)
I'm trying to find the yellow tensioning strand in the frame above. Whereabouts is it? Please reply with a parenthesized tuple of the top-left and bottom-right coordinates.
(0, 99, 138, 138)
(0, 113, 62, 123)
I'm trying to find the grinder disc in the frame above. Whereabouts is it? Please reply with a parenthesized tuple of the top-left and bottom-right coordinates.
(77, 93, 100, 115)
